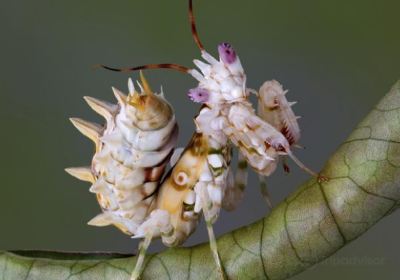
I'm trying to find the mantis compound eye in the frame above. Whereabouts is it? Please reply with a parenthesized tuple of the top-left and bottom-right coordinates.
(188, 87, 210, 103)
(218, 42, 237, 64)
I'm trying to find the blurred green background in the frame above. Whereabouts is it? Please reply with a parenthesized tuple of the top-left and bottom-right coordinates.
(0, 0, 399, 279)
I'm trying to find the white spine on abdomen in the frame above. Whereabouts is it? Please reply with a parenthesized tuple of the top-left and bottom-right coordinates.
(66, 77, 178, 236)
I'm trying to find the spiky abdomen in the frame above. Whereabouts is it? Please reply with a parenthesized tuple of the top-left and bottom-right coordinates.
(92, 114, 177, 235)
(67, 79, 178, 236)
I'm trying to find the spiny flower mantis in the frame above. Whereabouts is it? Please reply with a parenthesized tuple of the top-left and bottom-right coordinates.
(68, 0, 327, 279)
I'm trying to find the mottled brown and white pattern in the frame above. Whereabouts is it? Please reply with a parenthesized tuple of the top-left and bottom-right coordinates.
(130, 107, 233, 279)
(258, 80, 301, 146)
(66, 73, 178, 236)
(83, 1, 327, 279)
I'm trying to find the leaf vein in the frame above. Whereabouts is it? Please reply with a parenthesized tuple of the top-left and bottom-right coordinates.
(231, 232, 258, 257)
(283, 200, 312, 264)
(187, 249, 192, 280)
(156, 256, 171, 280)
(318, 182, 348, 243)
(23, 260, 34, 280)
(259, 217, 270, 280)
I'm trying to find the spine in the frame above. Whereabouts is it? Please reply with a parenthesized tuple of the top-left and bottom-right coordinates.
(66, 74, 177, 236)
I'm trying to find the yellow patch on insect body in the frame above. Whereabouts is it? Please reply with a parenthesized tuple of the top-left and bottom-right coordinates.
(156, 133, 208, 228)
(157, 179, 187, 221)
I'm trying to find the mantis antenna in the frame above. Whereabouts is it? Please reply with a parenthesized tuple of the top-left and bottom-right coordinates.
(94, 63, 191, 74)
(96, 0, 205, 74)
(189, 0, 205, 51)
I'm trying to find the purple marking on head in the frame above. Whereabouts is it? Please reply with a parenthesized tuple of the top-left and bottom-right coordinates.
(188, 87, 210, 103)
(218, 42, 237, 64)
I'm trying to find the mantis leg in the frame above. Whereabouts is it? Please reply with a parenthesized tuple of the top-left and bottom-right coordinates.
(258, 175, 273, 210)
(205, 215, 226, 280)
(197, 182, 226, 280)
(235, 152, 248, 194)
(222, 151, 247, 211)
(285, 150, 328, 182)
(130, 234, 153, 280)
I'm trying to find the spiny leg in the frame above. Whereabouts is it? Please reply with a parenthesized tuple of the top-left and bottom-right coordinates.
(199, 185, 226, 280)
(255, 81, 328, 182)
(130, 234, 153, 280)
(258, 175, 273, 210)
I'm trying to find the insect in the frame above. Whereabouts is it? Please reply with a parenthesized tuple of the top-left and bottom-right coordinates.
(71, 0, 328, 279)
(66, 71, 230, 279)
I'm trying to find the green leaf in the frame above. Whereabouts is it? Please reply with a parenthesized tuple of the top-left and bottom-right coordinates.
(1, 81, 400, 279)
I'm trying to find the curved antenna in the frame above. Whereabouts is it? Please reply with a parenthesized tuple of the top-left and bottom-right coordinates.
(189, 0, 205, 51)
(94, 63, 191, 74)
